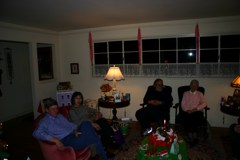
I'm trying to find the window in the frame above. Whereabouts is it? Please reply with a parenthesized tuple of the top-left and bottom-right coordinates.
(200, 36, 219, 63)
(124, 40, 139, 64)
(220, 35, 240, 62)
(93, 34, 240, 77)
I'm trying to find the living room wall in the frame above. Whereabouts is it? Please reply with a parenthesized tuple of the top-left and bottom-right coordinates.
(0, 16, 239, 127)
(0, 23, 61, 120)
(59, 16, 240, 127)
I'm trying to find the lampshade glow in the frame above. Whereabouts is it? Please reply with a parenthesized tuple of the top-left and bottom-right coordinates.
(104, 65, 124, 90)
(231, 75, 240, 88)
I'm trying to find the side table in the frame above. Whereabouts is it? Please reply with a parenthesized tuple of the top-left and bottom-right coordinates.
(98, 98, 130, 120)
(220, 104, 240, 123)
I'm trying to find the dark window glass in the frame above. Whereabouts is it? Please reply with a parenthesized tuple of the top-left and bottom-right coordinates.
(200, 36, 218, 48)
(94, 54, 108, 64)
(124, 40, 138, 51)
(178, 37, 195, 49)
(160, 51, 176, 63)
(200, 50, 219, 62)
(94, 42, 107, 53)
(142, 51, 159, 63)
(220, 49, 240, 62)
(178, 51, 196, 63)
(109, 41, 122, 52)
(160, 38, 176, 50)
(142, 39, 159, 50)
(124, 52, 139, 64)
(109, 53, 122, 64)
(221, 35, 240, 48)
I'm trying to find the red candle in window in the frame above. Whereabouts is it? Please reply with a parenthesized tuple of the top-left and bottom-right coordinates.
(164, 119, 166, 131)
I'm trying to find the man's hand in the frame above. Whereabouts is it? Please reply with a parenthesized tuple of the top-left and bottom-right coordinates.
(51, 137, 64, 150)
(148, 100, 162, 105)
(73, 130, 81, 137)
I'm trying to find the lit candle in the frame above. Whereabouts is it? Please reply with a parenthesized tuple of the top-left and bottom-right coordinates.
(164, 119, 166, 131)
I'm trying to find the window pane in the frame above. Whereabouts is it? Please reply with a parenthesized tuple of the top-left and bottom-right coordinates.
(200, 36, 218, 48)
(142, 39, 159, 50)
(94, 42, 107, 53)
(109, 52, 123, 64)
(160, 51, 176, 63)
(178, 37, 195, 49)
(221, 35, 240, 48)
(142, 51, 159, 63)
(221, 49, 240, 62)
(124, 40, 138, 51)
(94, 54, 108, 64)
(178, 51, 196, 63)
(109, 41, 122, 52)
(200, 50, 218, 62)
(124, 52, 139, 64)
(160, 38, 176, 50)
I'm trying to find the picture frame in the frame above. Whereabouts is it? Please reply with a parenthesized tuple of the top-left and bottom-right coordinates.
(70, 63, 79, 74)
(37, 45, 54, 81)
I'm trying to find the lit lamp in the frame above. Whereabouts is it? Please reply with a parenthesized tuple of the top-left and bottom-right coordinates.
(104, 65, 124, 91)
(231, 75, 240, 88)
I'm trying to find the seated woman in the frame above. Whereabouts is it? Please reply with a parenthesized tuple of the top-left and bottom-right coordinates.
(229, 123, 240, 160)
(135, 79, 173, 136)
(69, 91, 119, 148)
(33, 98, 107, 160)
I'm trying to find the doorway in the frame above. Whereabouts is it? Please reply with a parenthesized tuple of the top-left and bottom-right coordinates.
(0, 41, 33, 121)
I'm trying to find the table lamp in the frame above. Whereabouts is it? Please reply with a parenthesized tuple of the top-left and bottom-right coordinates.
(231, 75, 240, 88)
(105, 65, 124, 91)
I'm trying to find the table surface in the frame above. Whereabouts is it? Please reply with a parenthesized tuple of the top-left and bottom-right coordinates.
(220, 104, 240, 117)
(98, 98, 130, 109)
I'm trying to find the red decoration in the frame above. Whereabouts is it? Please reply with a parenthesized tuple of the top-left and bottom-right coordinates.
(88, 32, 93, 65)
(138, 27, 142, 65)
(195, 24, 200, 64)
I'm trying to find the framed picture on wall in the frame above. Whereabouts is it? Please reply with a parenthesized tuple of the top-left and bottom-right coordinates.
(70, 63, 79, 74)
(37, 44, 54, 81)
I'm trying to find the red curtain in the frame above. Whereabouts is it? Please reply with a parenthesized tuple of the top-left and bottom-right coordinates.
(138, 27, 142, 65)
(88, 32, 93, 65)
(195, 24, 200, 64)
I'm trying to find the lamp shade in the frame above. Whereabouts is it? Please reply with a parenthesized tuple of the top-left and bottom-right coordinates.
(231, 75, 240, 88)
(105, 65, 124, 81)
(104, 65, 124, 90)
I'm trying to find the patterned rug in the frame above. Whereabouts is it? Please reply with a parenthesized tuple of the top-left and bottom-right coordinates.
(113, 133, 227, 160)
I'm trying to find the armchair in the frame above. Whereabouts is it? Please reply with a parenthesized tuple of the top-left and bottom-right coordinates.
(173, 85, 210, 138)
(33, 100, 91, 160)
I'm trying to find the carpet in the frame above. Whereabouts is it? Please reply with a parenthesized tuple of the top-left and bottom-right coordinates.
(113, 133, 227, 160)
(187, 138, 225, 160)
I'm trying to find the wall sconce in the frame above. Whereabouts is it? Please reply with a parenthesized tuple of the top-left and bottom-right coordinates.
(104, 65, 124, 91)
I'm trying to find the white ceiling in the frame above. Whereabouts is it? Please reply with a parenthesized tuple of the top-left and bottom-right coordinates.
(1, 0, 240, 32)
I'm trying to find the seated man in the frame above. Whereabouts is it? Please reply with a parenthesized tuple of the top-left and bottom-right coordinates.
(181, 79, 207, 147)
(229, 123, 240, 160)
(33, 98, 108, 160)
(135, 79, 173, 135)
